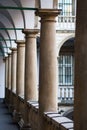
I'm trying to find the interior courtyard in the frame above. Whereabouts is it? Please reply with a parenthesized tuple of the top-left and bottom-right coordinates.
(0, 0, 87, 130)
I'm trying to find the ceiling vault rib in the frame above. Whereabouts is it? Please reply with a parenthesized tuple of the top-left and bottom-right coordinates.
(0, 39, 15, 41)
(0, 6, 37, 10)
(0, 28, 23, 30)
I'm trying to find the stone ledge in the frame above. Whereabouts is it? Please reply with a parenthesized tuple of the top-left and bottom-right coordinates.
(44, 112, 74, 130)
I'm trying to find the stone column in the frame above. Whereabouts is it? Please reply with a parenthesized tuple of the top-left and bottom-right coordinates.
(10, 48, 17, 110)
(74, 0, 87, 130)
(15, 40, 25, 118)
(35, 9, 60, 130)
(22, 29, 38, 128)
(5, 56, 8, 102)
(22, 29, 38, 101)
(5, 56, 8, 88)
(16, 41, 25, 97)
(7, 53, 12, 105)
(8, 53, 12, 90)
(11, 48, 17, 93)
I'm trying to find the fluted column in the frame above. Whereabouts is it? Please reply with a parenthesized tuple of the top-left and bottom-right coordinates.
(35, 9, 60, 130)
(74, 0, 87, 130)
(22, 29, 38, 101)
(16, 41, 25, 97)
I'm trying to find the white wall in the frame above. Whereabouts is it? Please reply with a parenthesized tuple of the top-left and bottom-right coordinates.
(0, 57, 5, 98)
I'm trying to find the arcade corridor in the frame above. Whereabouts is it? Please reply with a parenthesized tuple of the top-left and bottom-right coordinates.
(0, 99, 19, 130)
(0, 0, 87, 130)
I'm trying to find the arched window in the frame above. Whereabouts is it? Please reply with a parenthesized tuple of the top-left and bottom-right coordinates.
(58, 38, 74, 86)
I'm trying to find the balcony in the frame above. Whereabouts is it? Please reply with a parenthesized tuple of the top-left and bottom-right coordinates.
(58, 86, 74, 104)
(35, 15, 76, 33)
(56, 15, 76, 32)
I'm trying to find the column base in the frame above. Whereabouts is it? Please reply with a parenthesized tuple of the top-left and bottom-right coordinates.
(20, 124, 31, 130)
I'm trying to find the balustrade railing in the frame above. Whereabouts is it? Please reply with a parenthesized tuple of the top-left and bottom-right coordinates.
(9, 89, 74, 130)
(35, 15, 76, 32)
(56, 15, 76, 31)
(58, 86, 74, 103)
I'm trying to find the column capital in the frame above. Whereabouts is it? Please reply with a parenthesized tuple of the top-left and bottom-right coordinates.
(22, 29, 39, 38)
(35, 9, 61, 20)
(10, 47, 17, 52)
(15, 40, 25, 47)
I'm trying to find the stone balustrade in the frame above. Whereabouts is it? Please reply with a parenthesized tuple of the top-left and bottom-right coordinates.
(44, 112, 73, 130)
(27, 101, 39, 130)
(7, 89, 74, 130)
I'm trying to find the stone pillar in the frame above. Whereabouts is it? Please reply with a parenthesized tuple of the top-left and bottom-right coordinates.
(5, 56, 8, 102)
(5, 56, 8, 88)
(11, 48, 17, 93)
(74, 0, 87, 130)
(35, 9, 60, 130)
(13, 40, 25, 122)
(22, 29, 38, 102)
(10, 48, 17, 111)
(21, 29, 38, 129)
(8, 53, 12, 90)
(14, 41, 25, 122)
(7, 53, 12, 105)
(16, 41, 25, 97)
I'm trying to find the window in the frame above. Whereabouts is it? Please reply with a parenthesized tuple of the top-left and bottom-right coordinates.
(58, 55, 74, 86)
(58, 0, 72, 16)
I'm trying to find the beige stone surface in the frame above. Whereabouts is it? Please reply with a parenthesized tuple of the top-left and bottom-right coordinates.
(16, 41, 25, 96)
(23, 29, 38, 101)
(36, 9, 60, 130)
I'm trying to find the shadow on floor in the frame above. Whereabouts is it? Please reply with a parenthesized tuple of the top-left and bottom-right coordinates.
(0, 99, 19, 130)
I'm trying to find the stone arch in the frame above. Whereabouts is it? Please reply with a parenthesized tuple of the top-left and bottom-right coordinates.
(57, 34, 75, 56)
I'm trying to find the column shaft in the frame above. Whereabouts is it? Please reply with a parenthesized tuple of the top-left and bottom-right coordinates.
(36, 9, 60, 113)
(23, 29, 38, 101)
(5, 56, 8, 102)
(36, 9, 60, 130)
(11, 48, 17, 92)
(5, 57, 8, 88)
(10, 48, 17, 110)
(16, 41, 25, 96)
(8, 53, 12, 90)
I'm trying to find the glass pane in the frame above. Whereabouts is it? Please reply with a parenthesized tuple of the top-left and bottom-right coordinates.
(58, 55, 73, 85)
(58, 0, 72, 16)
(59, 56, 63, 64)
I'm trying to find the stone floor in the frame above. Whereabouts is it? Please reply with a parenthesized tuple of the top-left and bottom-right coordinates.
(0, 99, 19, 130)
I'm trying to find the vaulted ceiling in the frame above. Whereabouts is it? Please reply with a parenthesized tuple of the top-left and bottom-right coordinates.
(0, 0, 58, 57)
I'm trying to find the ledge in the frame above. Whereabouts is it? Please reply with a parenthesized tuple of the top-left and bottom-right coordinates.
(44, 112, 73, 130)
(27, 101, 39, 113)
(18, 95, 24, 103)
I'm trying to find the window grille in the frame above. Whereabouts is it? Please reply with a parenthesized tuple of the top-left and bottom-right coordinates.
(58, 0, 72, 16)
(58, 55, 74, 86)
